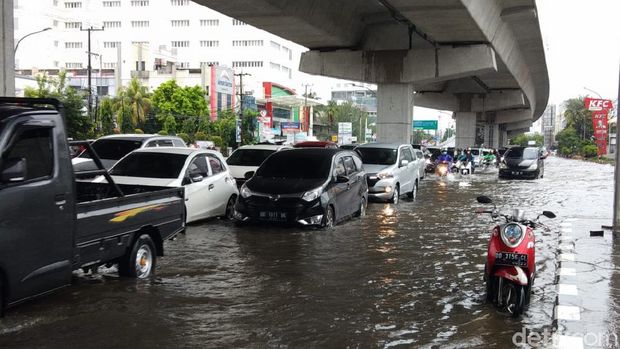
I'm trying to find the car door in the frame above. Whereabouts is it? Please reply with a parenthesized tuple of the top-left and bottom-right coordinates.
(205, 153, 234, 216)
(183, 154, 211, 222)
(397, 147, 413, 193)
(343, 155, 363, 214)
(415, 150, 425, 178)
(0, 119, 73, 302)
(330, 156, 350, 220)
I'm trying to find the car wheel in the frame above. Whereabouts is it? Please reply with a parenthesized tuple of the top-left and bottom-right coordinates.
(390, 185, 400, 204)
(223, 195, 236, 220)
(407, 181, 418, 200)
(322, 205, 335, 228)
(355, 198, 367, 217)
(119, 234, 156, 279)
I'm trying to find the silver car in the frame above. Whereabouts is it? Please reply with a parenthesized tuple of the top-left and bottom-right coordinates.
(356, 143, 421, 203)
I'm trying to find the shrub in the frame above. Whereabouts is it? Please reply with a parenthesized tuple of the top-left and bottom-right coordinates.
(134, 128, 144, 134)
(211, 135, 224, 148)
(194, 131, 207, 141)
(582, 144, 598, 158)
(157, 130, 168, 136)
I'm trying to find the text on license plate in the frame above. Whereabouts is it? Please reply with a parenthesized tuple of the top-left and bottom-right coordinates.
(495, 252, 528, 267)
(259, 211, 287, 221)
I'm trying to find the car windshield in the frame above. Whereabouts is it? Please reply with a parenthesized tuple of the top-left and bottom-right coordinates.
(506, 148, 538, 160)
(356, 148, 398, 165)
(470, 149, 480, 156)
(256, 152, 331, 179)
(110, 152, 188, 178)
(80, 139, 143, 160)
(226, 149, 276, 166)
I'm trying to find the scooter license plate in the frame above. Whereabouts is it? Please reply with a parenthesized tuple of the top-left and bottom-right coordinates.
(495, 252, 528, 267)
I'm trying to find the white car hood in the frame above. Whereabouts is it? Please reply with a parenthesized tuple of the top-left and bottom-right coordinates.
(229, 165, 259, 179)
(363, 164, 395, 175)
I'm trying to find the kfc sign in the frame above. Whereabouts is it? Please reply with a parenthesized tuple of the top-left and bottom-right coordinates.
(585, 98, 614, 111)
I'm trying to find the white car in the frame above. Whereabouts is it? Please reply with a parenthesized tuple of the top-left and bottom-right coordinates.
(226, 144, 291, 186)
(73, 134, 187, 171)
(97, 148, 238, 223)
(412, 148, 426, 180)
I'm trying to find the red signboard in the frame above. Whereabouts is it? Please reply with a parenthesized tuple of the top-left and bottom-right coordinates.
(584, 98, 614, 156)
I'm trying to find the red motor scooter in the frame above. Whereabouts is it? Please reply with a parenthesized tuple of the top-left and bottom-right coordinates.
(475, 195, 556, 317)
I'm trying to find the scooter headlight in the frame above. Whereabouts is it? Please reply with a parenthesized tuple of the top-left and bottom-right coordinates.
(501, 223, 524, 248)
(499, 162, 508, 169)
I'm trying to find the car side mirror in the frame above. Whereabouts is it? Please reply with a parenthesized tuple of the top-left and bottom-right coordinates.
(190, 174, 204, 183)
(476, 195, 493, 204)
(542, 211, 556, 219)
(400, 159, 409, 167)
(335, 175, 349, 183)
(244, 171, 255, 180)
(1, 157, 27, 183)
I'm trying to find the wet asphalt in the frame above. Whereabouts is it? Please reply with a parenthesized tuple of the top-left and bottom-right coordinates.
(0, 157, 616, 348)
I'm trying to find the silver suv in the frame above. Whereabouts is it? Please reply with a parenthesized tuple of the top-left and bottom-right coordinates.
(355, 143, 421, 203)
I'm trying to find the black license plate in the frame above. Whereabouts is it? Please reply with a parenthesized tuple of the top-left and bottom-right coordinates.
(512, 171, 523, 175)
(259, 211, 287, 221)
(495, 252, 528, 267)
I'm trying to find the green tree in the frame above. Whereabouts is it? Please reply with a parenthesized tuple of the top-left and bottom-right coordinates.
(314, 101, 367, 141)
(124, 78, 152, 128)
(24, 71, 91, 140)
(151, 80, 209, 134)
(555, 127, 581, 156)
(99, 97, 116, 135)
(162, 115, 177, 134)
(441, 127, 455, 142)
(510, 133, 544, 147)
(241, 109, 258, 145)
(562, 97, 593, 141)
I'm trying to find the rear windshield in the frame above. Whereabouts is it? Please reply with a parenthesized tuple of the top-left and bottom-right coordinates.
(356, 148, 398, 165)
(256, 152, 331, 179)
(110, 152, 188, 178)
(80, 139, 143, 160)
(226, 149, 275, 166)
(505, 147, 538, 160)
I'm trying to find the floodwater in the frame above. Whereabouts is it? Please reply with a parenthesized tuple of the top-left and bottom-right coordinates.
(0, 157, 615, 348)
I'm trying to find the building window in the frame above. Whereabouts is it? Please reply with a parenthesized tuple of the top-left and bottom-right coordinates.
(282, 46, 292, 60)
(65, 21, 81, 29)
(53, 0, 59, 6)
(171, 41, 189, 48)
(232, 61, 263, 68)
(102, 1, 120, 7)
(200, 40, 219, 47)
(282, 66, 292, 79)
(171, 20, 190, 27)
(232, 40, 264, 47)
(170, 0, 189, 5)
(270, 41, 280, 50)
(103, 21, 121, 28)
(103, 62, 117, 69)
(53, 20, 59, 27)
(270, 62, 280, 71)
(65, 62, 83, 68)
(201, 61, 219, 67)
(54, 40, 59, 47)
(53, 61, 59, 67)
(200, 19, 219, 26)
(131, 21, 149, 28)
(103, 41, 120, 48)
(64, 1, 82, 8)
(176, 62, 190, 68)
(65, 42, 83, 49)
(131, 0, 149, 6)
(232, 19, 246, 26)
(132, 41, 149, 46)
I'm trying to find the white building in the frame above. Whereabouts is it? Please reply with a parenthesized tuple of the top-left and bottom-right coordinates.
(13, 0, 306, 96)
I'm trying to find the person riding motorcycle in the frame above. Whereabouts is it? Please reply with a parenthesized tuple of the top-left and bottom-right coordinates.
(435, 149, 453, 176)
(482, 152, 496, 168)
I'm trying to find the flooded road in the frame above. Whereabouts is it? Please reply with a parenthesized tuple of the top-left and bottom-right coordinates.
(0, 157, 615, 348)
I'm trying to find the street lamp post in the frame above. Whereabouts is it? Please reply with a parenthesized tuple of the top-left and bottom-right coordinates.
(14, 27, 52, 67)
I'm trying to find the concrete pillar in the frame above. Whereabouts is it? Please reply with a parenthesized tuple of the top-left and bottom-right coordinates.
(486, 123, 499, 148)
(376, 83, 413, 143)
(1, 0, 15, 96)
(455, 112, 477, 148)
(499, 125, 508, 147)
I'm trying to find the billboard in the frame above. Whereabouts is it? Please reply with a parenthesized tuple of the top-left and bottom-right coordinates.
(209, 65, 235, 121)
(413, 120, 438, 130)
(585, 98, 614, 155)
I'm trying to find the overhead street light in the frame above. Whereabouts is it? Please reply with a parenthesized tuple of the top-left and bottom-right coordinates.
(14, 27, 52, 55)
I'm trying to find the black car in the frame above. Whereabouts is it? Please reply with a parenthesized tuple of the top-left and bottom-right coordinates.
(499, 146, 545, 179)
(234, 148, 368, 228)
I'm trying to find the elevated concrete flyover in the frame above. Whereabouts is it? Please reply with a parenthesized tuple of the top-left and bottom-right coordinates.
(197, 0, 549, 146)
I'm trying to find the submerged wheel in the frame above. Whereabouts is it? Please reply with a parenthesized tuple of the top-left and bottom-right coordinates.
(322, 205, 335, 228)
(119, 234, 156, 279)
(501, 281, 525, 317)
(224, 195, 236, 220)
(407, 181, 418, 200)
(391, 185, 400, 204)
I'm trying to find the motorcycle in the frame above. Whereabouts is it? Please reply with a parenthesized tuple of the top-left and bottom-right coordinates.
(481, 156, 496, 170)
(452, 160, 471, 175)
(475, 196, 556, 317)
(435, 160, 451, 177)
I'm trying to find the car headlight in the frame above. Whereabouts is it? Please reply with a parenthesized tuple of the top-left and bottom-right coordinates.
(240, 184, 253, 198)
(499, 162, 508, 169)
(302, 187, 322, 202)
(425, 159, 431, 165)
(528, 163, 538, 170)
(377, 171, 394, 179)
(501, 224, 524, 247)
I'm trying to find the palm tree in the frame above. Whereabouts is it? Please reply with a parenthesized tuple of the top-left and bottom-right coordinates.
(125, 78, 152, 127)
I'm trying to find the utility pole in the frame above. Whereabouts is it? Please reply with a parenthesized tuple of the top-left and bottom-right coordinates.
(80, 26, 104, 121)
(613, 64, 620, 240)
(235, 72, 251, 144)
(302, 83, 313, 137)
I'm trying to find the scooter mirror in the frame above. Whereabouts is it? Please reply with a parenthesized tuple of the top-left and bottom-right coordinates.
(476, 196, 493, 204)
(542, 211, 556, 219)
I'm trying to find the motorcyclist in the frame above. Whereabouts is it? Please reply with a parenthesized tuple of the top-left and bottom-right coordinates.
(436, 149, 453, 166)
(465, 149, 475, 174)
(482, 151, 496, 166)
